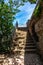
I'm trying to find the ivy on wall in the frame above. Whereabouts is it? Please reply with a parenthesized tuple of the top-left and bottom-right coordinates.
(34, 4, 41, 17)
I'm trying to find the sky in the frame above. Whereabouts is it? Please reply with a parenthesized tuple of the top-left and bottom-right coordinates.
(4, 0, 36, 27)
(13, 2, 36, 27)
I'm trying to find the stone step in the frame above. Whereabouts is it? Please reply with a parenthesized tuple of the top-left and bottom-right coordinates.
(17, 35, 26, 38)
(18, 45, 36, 47)
(27, 38, 33, 41)
(18, 46, 36, 50)
(14, 48, 36, 52)
(25, 48, 37, 53)
(18, 41, 26, 44)
(25, 50, 36, 53)
(25, 43, 36, 46)
(28, 37, 33, 40)
(26, 40, 34, 43)
(16, 36, 25, 39)
(17, 33, 26, 35)
(25, 46, 36, 49)
(16, 30, 27, 33)
(14, 49, 36, 53)
(13, 35, 26, 40)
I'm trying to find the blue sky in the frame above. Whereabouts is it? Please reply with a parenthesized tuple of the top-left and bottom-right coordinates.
(13, 2, 36, 26)
(4, 0, 36, 27)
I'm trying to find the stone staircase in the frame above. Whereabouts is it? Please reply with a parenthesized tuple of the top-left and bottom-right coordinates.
(13, 28, 42, 65)
(25, 31, 37, 53)
(13, 28, 27, 55)
(13, 28, 37, 55)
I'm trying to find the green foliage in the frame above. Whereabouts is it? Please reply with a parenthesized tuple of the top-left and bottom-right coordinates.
(0, 0, 18, 52)
(34, 4, 41, 17)
(22, 0, 36, 3)
(41, 0, 43, 1)
(29, 0, 36, 3)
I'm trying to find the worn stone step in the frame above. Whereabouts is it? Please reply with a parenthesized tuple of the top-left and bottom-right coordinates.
(16, 36, 25, 39)
(18, 39, 25, 41)
(27, 37, 33, 39)
(16, 30, 27, 33)
(18, 46, 36, 50)
(18, 45, 36, 48)
(25, 49, 37, 52)
(14, 48, 36, 52)
(14, 37, 25, 41)
(13, 35, 26, 39)
(25, 50, 37, 53)
(26, 40, 34, 43)
(17, 41, 25, 44)
(26, 37, 33, 40)
(26, 43, 36, 46)
(17, 33, 26, 36)
(25, 46, 36, 49)
(25, 49, 36, 53)
(14, 49, 36, 53)
(17, 35, 26, 38)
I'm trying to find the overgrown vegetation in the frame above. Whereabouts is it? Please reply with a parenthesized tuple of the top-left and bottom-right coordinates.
(0, 0, 19, 52)
(29, 0, 36, 3)
(34, 4, 41, 17)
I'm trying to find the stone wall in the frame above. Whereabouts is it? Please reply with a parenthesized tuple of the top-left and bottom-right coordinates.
(35, 2, 43, 58)
(35, 14, 43, 59)
(27, 1, 43, 59)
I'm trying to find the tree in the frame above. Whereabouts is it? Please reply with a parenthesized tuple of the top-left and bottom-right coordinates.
(0, 0, 20, 52)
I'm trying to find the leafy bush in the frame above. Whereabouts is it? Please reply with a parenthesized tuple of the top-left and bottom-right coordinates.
(0, 1, 17, 52)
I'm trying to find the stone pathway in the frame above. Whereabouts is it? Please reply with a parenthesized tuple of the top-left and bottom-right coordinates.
(0, 28, 42, 65)
(0, 53, 42, 65)
(24, 53, 42, 65)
